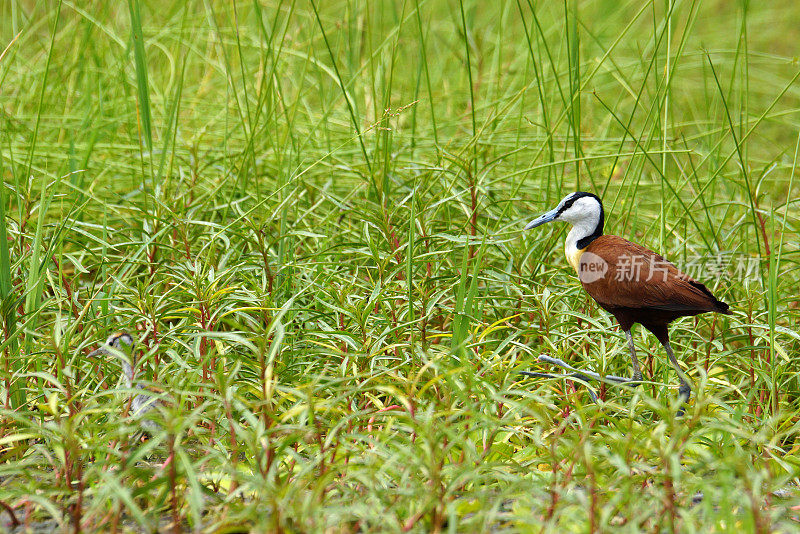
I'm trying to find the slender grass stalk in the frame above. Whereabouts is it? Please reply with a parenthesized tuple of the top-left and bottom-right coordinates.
(705, 55, 763, 278)
(407, 184, 415, 347)
(564, 0, 582, 188)
(413, 0, 439, 148)
(155, 2, 189, 189)
(127, 0, 154, 237)
(309, 0, 374, 184)
(458, 0, 477, 177)
(21, 0, 63, 397)
(516, 0, 554, 190)
(0, 156, 20, 408)
(127, 0, 153, 156)
(660, 0, 672, 248)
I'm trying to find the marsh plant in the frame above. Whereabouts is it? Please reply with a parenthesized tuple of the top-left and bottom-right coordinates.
(0, 1, 798, 532)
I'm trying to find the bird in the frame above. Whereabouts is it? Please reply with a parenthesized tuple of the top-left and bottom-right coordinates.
(88, 332, 161, 432)
(524, 191, 731, 415)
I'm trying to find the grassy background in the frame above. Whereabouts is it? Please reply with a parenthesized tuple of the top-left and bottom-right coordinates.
(1, 0, 799, 531)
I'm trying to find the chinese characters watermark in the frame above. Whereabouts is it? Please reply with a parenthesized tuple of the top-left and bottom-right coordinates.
(579, 252, 762, 284)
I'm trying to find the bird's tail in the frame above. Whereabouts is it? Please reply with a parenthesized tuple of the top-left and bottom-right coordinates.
(687, 279, 732, 314)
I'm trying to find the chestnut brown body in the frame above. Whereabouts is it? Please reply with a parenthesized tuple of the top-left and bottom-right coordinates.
(580, 235, 731, 345)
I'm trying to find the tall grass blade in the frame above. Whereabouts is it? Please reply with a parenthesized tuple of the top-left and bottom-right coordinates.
(21, 1, 63, 398)
(128, 0, 153, 156)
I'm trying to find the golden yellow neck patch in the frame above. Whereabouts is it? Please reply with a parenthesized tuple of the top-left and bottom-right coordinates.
(566, 247, 585, 274)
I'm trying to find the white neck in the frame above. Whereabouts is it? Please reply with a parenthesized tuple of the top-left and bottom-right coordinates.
(119, 358, 140, 388)
(564, 219, 600, 271)
(119, 359, 137, 388)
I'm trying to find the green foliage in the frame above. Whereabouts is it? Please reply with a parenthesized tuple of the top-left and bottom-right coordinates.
(0, 0, 798, 531)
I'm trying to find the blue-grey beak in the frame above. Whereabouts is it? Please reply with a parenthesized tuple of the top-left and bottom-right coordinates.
(87, 347, 107, 358)
(524, 207, 559, 230)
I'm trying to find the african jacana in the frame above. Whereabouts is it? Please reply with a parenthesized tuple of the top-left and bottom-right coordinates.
(88, 332, 160, 431)
(525, 192, 731, 415)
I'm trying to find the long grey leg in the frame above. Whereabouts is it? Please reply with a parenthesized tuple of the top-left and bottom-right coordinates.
(662, 339, 692, 416)
(625, 329, 643, 383)
(519, 355, 640, 406)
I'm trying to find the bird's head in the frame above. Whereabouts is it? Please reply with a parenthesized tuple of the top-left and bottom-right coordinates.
(88, 332, 134, 356)
(88, 332, 136, 377)
(524, 191, 604, 230)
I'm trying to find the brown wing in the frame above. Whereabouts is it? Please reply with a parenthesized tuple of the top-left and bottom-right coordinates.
(579, 235, 730, 314)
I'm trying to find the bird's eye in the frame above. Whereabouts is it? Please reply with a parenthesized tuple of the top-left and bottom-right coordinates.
(109, 332, 128, 345)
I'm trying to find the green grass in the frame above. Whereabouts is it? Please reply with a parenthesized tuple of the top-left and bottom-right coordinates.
(1, 0, 799, 531)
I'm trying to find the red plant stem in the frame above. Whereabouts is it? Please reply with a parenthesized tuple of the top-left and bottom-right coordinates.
(662, 459, 676, 534)
(402, 509, 426, 532)
(150, 453, 174, 482)
(409, 399, 417, 444)
(338, 313, 347, 355)
(258, 229, 275, 294)
(263, 436, 275, 480)
(588, 465, 598, 533)
(167, 436, 180, 534)
(260, 328, 275, 429)
(73, 457, 85, 534)
(366, 405, 402, 439)
(0, 500, 19, 527)
(199, 304, 210, 382)
(469, 171, 477, 259)
(224, 397, 239, 494)
(53, 341, 85, 534)
(545, 437, 561, 521)
(147, 242, 158, 277)
(755, 211, 771, 258)
(388, 225, 404, 274)
(51, 256, 82, 327)
(316, 421, 327, 478)
(746, 318, 758, 417)
(64, 445, 82, 534)
(148, 318, 160, 379)
(3, 320, 10, 409)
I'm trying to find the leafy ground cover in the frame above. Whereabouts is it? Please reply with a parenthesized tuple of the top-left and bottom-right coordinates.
(0, 0, 799, 532)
